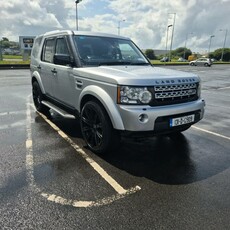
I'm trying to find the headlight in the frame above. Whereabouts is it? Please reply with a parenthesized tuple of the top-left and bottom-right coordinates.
(118, 86, 152, 104)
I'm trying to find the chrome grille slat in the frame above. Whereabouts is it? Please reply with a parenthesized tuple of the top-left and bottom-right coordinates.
(155, 88, 197, 99)
(150, 82, 198, 106)
(155, 83, 197, 92)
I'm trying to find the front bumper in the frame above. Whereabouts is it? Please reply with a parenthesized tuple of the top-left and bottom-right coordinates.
(116, 99, 205, 132)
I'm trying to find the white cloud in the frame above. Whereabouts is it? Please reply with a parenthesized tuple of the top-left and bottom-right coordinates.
(104, 0, 230, 51)
(0, 0, 229, 53)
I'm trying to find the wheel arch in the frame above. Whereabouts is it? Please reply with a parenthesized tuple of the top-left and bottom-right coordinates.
(31, 71, 45, 94)
(79, 86, 124, 130)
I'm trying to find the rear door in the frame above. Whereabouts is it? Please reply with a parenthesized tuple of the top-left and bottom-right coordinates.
(198, 58, 205, 66)
(40, 38, 56, 97)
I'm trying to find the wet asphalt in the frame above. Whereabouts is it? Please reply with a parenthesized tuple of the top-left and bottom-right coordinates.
(0, 65, 229, 230)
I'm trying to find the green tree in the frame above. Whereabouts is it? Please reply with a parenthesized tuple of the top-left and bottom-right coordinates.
(2, 37, 9, 41)
(0, 37, 19, 49)
(0, 38, 10, 48)
(145, 49, 156, 60)
(211, 48, 230, 61)
(171, 47, 192, 59)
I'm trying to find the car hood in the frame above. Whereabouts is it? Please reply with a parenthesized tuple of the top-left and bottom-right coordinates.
(74, 65, 199, 85)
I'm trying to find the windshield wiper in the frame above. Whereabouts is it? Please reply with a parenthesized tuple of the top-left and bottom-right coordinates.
(98, 61, 151, 66)
(98, 61, 132, 66)
(130, 62, 150, 66)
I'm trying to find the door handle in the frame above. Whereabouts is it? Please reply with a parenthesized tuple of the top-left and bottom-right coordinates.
(37, 65, 41, 70)
(51, 68, 57, 74)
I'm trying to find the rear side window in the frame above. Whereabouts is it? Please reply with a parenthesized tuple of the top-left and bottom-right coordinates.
(42, 38, 55, 63)
(31, 36, 42, 59)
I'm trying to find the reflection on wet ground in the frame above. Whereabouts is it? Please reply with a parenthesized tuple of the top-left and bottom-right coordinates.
(42, 110, 230, 186)
(105, 135, 196, 185)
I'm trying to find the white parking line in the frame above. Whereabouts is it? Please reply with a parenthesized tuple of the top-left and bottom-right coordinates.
(0, 76, 29, 80)
(25, 95, 141, 208)
(39, 111, 128, 195)
(217, 86, 230, 90)
(192, 126, 230, 141)
(41, 186, 140, 208)
(0, 110, 26, 116)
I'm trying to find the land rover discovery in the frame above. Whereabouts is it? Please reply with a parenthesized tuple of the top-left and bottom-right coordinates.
(30, 30, 205, 154)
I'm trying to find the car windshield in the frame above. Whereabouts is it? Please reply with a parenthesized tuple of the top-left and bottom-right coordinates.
(73, 35, 150, 67)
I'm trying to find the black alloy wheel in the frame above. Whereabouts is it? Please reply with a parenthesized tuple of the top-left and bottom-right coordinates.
(32, 81, 49, 114)
(80, 100, 120, 154)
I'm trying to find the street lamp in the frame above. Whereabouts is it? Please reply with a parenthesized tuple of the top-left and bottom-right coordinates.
(183, 32, 193, 59)
(0, 38, 2, 61)
(75, 0, 82, 30)
(118, 19, 125, 35)
(165, 25, 172, 56)
(168, 13, 176, 61)
(208, 35, 215, 57)
(219, 29, 228, 61)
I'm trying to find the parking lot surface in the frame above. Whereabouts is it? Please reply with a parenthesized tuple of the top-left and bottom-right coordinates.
(0, 65, 229, 229)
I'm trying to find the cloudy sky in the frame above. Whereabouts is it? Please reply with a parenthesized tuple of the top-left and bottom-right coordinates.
(0, 0, 229, 53)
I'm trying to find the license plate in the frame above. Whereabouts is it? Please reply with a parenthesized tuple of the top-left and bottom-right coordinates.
(170, 114, 195, 127)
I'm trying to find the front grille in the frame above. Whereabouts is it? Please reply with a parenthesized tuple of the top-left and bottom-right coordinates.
(149, 83, 199, 106)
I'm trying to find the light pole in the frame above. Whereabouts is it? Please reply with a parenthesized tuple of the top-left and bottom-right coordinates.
(0, 38, 2, 61)
(168, 13, 176, 61)
(75, 0, 82, 30)
(165, 25, 172, 57)
(183, 32, 193, 59)
(118, 19, 125, 35)
(208, 35, 215, 57)
(220, 29, 228, 61)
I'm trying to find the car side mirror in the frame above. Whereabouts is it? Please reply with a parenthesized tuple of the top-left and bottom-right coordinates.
(53, 54, 74, 66)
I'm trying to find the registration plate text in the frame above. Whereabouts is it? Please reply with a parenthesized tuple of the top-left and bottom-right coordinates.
(170, 114, 195, 127)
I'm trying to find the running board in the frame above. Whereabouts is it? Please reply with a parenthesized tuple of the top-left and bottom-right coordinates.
(41, 101, 75, 119)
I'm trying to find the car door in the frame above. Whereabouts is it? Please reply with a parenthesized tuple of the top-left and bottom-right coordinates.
(198, 58, 205, 66)
(40, 38, 56, 97)
(51, 36, 75, 107)
(195, 58, 200, 66)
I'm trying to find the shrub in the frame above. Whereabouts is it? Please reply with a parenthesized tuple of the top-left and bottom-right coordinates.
(145, 49, 156, 60)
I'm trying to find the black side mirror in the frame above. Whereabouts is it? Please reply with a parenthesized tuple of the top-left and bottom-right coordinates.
(53, 54, 74, 66)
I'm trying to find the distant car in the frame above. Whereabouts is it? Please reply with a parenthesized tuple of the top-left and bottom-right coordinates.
(160, 57, 169, 62)
(178, 57, 187, 62)
(189, 58, 212, 67)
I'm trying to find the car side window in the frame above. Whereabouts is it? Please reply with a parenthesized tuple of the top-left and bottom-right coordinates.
(42, 38, 55, 63)
(55, 38, 70, 56)
(31, 36, 43, 59)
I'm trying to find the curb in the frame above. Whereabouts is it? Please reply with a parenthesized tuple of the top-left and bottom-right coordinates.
(0, 64, 30, 70)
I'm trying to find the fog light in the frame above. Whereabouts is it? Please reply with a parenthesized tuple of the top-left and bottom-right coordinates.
(138, 114, 148, 123)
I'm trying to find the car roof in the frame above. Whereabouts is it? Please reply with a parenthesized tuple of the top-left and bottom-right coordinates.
(40, 30, 130, 40)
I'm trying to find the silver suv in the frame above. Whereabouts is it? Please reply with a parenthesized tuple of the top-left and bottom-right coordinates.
(30, 30, 205, 154)
(189, 58, 212, 67)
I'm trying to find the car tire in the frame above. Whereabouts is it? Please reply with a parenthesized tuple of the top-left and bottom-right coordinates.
(32, 81, 50, 114)
(190, 63, 195, 66)
(204, 63, 208, 67)
(80, 100, 120, 154)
